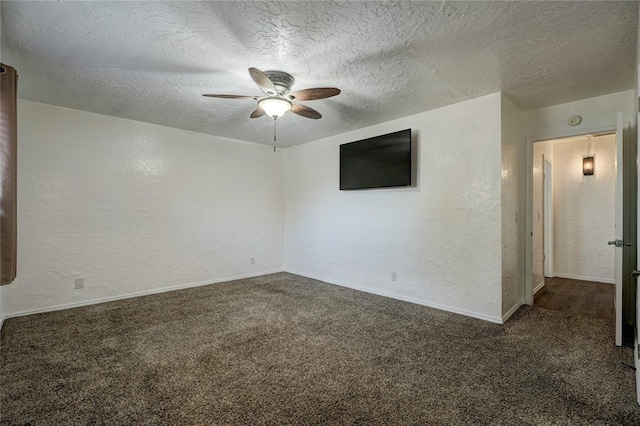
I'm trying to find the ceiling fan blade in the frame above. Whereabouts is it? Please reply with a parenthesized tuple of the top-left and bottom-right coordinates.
(249, 67, 277, 95)
(289, 87, 341, 101)
(291, 104, 322, 119)
(250, 108, 266, 119)
(202, 94, 258, 99)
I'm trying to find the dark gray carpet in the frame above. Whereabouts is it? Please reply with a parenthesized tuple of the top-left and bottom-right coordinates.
(1, 272, 639, 425)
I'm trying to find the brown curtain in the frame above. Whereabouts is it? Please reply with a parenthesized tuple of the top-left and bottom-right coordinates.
(1, 63, 17, 285)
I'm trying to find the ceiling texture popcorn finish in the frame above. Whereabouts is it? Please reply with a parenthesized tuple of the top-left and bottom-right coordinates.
(1, 1, 637, 147)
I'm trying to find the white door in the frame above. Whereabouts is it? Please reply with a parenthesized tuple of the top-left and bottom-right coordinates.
(612, 111, 624, 347)
(543, 160, 553, 277)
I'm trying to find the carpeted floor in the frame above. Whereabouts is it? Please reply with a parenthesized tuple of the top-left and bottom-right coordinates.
(1, 272, 639, 425)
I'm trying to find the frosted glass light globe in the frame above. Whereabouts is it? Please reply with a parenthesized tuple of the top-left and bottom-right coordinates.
(258, 97, 292, 118)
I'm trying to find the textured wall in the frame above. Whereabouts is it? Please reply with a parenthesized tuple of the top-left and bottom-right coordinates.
(523, 91, 634, 139)
(501, 95, 524, 319)
(284, 93, 504, 323)
(553, 135, 616, 283)
(3, 101, 284, 316)
(532, 141, 553, 290)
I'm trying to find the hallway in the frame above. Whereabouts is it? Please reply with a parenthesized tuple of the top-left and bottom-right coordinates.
(534, 277, 615, 320)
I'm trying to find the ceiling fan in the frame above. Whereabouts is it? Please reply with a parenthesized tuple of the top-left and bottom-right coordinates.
(203, 67, 341, 150)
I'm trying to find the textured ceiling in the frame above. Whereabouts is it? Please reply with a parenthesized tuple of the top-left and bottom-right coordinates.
(1, 1, 637, 147)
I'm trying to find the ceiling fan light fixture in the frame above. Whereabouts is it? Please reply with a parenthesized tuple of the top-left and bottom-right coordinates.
(258, 97, 292, 119)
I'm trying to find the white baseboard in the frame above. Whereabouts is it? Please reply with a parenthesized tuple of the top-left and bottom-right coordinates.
(4, 269, 284, 320)
(552, 272, 614, 284)
(284, 269, 503, 324)
(533, 281, 545, 294)
(502, 301, 523, 323)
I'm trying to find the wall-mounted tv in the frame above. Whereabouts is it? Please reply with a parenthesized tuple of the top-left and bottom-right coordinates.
(340, 129, 412, 190)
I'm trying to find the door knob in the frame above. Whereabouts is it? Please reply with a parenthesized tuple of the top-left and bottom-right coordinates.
(632, 270, 640, 278)
(608, 239, 632, 247)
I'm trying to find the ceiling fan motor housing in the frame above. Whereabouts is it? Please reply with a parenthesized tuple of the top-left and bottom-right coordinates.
(264, 70, 295, 95)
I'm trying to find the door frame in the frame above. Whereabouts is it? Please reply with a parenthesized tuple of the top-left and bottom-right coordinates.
(543, 159, 553, 279)
(635, 109, 639, 405)
(524, 124, 617, 305)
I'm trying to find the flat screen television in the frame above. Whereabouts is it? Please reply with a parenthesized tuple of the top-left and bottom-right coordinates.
(340, 129, 412, 190)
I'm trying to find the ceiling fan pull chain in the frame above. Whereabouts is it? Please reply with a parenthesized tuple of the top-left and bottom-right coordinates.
(273, 118, 277, 152)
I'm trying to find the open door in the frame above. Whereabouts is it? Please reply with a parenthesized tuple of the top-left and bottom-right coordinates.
(609, 111, 624, 346)
(543, 160, 553, 278)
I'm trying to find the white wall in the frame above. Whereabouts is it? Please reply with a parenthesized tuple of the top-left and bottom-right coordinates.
(284, 93, 504, 323)
(523, 90, 635, 140)
(552, 135, 616, 283)
(532, 140, 553, 290)
(2, 101, 284, 316)
(500, 94, 524, 320)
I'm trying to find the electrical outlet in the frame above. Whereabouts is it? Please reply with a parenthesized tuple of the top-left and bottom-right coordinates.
(250, 257, 255, 265)
(75, 278, 84, 289)
(391, 272, 397, 282)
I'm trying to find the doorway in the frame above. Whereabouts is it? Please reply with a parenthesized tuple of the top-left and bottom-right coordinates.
(529, 133, 618, 327)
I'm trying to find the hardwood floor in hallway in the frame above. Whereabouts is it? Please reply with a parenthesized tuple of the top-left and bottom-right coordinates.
(534, 277, 615, 320)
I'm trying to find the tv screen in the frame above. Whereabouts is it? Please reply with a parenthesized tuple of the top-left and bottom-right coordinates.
(340, 129, 412, 190)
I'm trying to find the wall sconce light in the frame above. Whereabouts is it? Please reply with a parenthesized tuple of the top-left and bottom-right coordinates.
(583, 135, 595, 176)
(583, 156, 594, 175)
